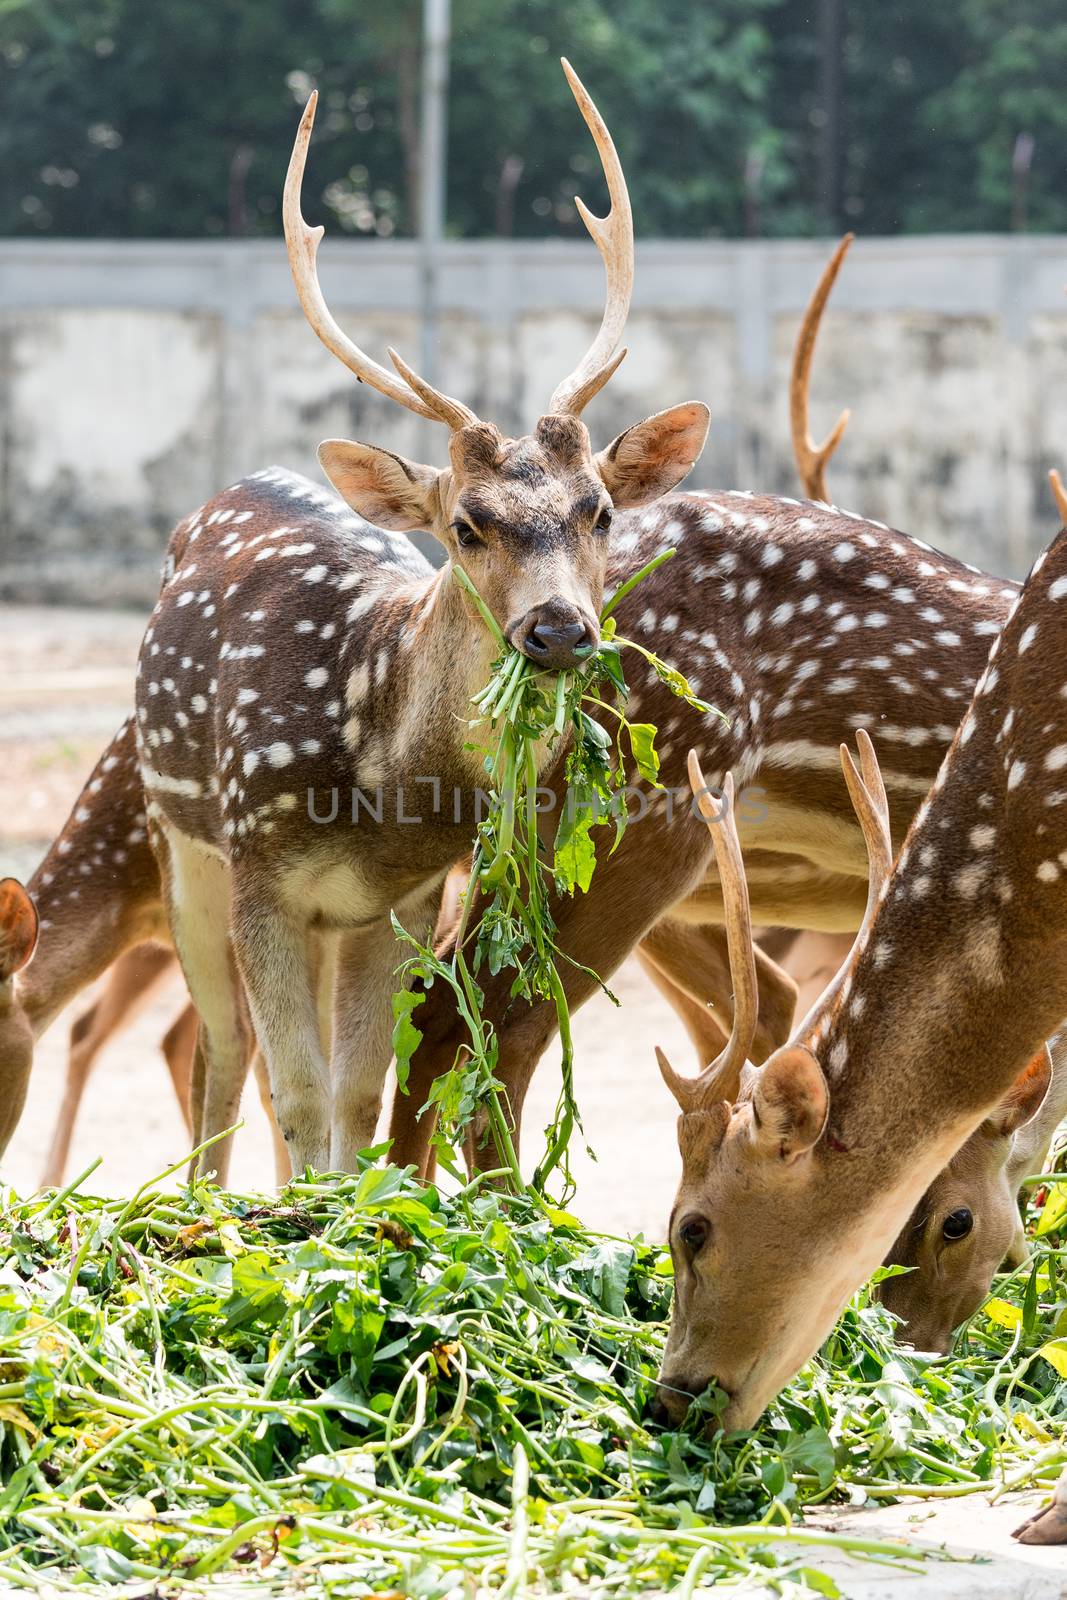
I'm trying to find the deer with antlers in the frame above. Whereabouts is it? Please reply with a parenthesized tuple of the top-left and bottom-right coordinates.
(24, 230, 865, 1180)
(653, 502, 1067, 1538)
(127, 63, 709, 1180)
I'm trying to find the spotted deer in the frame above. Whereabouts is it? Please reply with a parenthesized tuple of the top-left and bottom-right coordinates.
(627, 236, 1067, 1357)
(131, 64, 710, 1181)
(388, 231, 1026, 1173)
(652, 506, 1067, 1541)
(23, 231, 860, 1180)
(878, 1032, 1065, 1354)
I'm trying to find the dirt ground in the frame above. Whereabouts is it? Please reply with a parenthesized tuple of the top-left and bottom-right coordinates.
(0, 605, 692, 1236)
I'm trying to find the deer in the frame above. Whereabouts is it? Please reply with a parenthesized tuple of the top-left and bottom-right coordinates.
(652, 498, 1067, 1541)
(644, 915, 1065, 1353)
(387, 228, 1029, 1172)
(26, 228, 858, 1186)
(128, 63, 712, 1183)
(877, 1032, 1065, 1353)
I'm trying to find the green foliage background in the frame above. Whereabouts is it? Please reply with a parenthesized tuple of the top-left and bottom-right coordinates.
(1, 0, 1066, 239)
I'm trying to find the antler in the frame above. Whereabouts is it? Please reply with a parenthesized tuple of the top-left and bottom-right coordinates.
(656, 760, 758, 1112)
(1051, 468, 1067, 526)
(547, 59, 634, 417)
(790, 729, 893, 1042)
(791, 233, 854, 503)
(284, 92, 478, 432)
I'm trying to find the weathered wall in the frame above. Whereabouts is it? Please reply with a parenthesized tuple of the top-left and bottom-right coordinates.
(0, 235, 1064, 604)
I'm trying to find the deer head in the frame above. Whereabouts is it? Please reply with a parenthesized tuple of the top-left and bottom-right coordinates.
(876, 1046, 1053, 1352)
(653, 736, 1055, 1429)
(285, 63, 709, 669)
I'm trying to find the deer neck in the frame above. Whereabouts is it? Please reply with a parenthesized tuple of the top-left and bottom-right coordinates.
(347, 560, 502, 794)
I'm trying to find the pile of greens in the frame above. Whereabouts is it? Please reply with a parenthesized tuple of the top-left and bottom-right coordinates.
(0, 1157, 1063, 1594)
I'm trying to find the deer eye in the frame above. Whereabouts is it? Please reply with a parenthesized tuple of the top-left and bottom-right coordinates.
(594, 506, 613, 534)
(451, 520, 482, 549)
(678, 1214, 710, 1255)
(942, 1208, 973, 1242)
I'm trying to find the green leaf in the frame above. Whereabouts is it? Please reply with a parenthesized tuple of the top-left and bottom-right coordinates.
(784, 1427, 837, 1490)
(391, 988, 426, 1092)
(78, 1547, 136, 1582)
(231, 1250, 286, 1307)
(626, 721, 661, 786)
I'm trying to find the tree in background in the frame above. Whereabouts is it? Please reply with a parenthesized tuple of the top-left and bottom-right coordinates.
(0, 0, 413, 236)
(0, 0, 1065, 239)
(919, 0, 1067, 233)
(446, 0, 784, 237)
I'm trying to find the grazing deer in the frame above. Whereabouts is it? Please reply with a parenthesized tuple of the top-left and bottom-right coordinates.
(0, 718, 169, 1157)
(643, 914, 1066, 1354)
(652, 507, 1067, 1541)
(132, 64, 709, 1180)
(878, 1034, 1065, 1353)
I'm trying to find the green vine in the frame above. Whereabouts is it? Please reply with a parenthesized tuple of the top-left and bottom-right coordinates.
(392, 550, 724, 1201)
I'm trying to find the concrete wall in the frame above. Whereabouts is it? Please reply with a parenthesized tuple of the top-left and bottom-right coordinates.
(1, 235, 1065, 604)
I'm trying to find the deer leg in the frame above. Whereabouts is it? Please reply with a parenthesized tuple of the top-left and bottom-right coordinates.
(636, 919, 799, 1067)
(158, 826, 251, 1186)
(330, 895, 437, 1172)
(39, 942, 178, 1188)
(160, 1002, 198, 1134)
(250, 1048, 291, 1186)
(1014, 1466, 1067, 1545)
(231, 897, 329, 1175)
(635, 944, 730, 1067)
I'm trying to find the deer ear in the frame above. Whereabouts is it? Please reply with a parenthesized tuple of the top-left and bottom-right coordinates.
(0, 879, 38, 983)
(318, 440, 439, 532)
(752, 1045, 829, 1161)
(595, 402, 711, 509)
(983, 1048, 1053, 1139)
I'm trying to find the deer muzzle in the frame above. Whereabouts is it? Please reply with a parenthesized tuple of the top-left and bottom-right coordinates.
(510, 600, 599, 670)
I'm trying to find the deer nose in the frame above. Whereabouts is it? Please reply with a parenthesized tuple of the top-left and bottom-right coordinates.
(649, 1375, 704, 1427)
(518, 611, 597, 669)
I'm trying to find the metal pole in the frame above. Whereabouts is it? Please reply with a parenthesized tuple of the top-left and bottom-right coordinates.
(418, 0, 450, 459)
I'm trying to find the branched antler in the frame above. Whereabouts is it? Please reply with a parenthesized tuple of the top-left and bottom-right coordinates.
(547, 59, 634, 418)
(790, 729, 893, 1042)
(284, 92, 478, 431)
